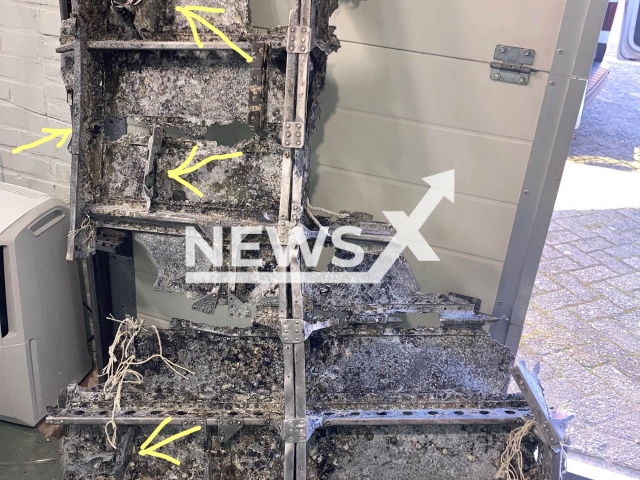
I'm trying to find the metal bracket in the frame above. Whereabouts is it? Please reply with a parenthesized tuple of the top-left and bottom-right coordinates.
(490, 45, 535, 85)
(511, 360, 575, 452)
(182, 418, 206, 429)
(143, 125, 163, 210)
(280, 318, 332, 343)
(286, 26, 313, 54)
(282, 417, 322, 443)
(248, 42, 269, 129)
(277, 219, 291, 244)
(280, 319, 305, 343)
(95, 228, 130, 255)
(217, 418, 243, 443)
(282, 122, 305, 149)
(228, 293, 251, 318)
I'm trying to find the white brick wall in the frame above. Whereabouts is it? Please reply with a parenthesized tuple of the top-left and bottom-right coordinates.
(0, 0, 70, 203)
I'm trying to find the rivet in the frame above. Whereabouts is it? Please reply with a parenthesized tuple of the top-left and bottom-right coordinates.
(291, 28, 295, 32)
(524, 50, 530, 56)
(558, 49, 563, 54)
(296, 141, 301, 146)
(286, 132, 291, 137)
(284, 152, 290, 158)
(297, 124, 302, 129)
(494, 73, 500, 79)
(499, 46, 505, 53)
(518, 77, 525, 84)
(550, 81, 556, 86)
(524, 190, 529, 195)
(301, 47, 306, 52)
(286, 141, 290, 146)
(498, 301, 503, 305)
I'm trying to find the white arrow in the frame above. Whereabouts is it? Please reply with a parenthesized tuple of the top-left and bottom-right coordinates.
(382, 170, 455, 261)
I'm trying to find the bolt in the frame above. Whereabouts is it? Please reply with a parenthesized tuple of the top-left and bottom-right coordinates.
(518, 77, 525, 84)
(524, 50, 530, 56)
(494, 73, 501, 79)
(499, 46, 505, 53)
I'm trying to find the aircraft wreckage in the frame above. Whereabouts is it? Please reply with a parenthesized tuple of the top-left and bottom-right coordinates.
(48, 0, 574, 478)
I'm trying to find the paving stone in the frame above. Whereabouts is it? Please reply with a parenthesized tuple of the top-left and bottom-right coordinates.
(591, 281, 639, 310)
(621, 230, 640, 244)
(622, 256, 640, 270)
(591, 319, 640, 352)
(574, 236, 615, 253)
(573, 265, 619, 283)
(541, 377, 584, 409)
(522, 328, 580, 356)
(614, 311, 640, 330)
(593, 226, 633, 246)
(552, 210, 583, 220)
(564, 392, 625, 426)
(545, 229, 583, 245)
(592, 364, 640, 405)
(615, 357, 640, 381)
(620, 209, 640, 224)
(537, 256, 582, 275)
(556, 244, 600, 267)
(555, 217, 598, 239)
(607, 273, 640, 292)
(608, 217, 640, 232)
(605, 244, 640, 259)
(534, 274, 561, 294)
(532, 289, 582, 311)
(606, 438, 640, 473)
(541, 244, 564, 260)
(553, 310, 602, 343)
(523, 306, 562, 332)
(590, 250, 634, 275)
(567, 341, 624, 367)
(575, 211, 625, 227)
(551, 273, 600, 301)
(570, 299, 624, 321)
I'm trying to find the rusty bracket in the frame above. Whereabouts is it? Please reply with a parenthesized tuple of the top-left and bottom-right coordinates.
(286, 26, 313, 54)
(281, 416, 322, 443)
(248, 42, 269, 129)
(217, 418, 243, 443)
(511, 360, 575, 452)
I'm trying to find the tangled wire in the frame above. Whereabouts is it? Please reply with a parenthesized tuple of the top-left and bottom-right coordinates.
(101, 315, 194, 449)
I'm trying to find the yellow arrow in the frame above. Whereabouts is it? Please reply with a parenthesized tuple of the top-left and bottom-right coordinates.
(138, 417, 201, 466)
(12, 128, 72, 154)
(168, 146, 243, 197)
(176, 6, 254, 62)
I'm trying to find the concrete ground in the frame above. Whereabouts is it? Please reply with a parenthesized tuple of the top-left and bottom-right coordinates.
(0, 422, 60, 480)
(514, 10, 640, 479)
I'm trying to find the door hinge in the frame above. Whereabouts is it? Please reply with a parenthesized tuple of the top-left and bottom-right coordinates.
(490, 45, 536, 85)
